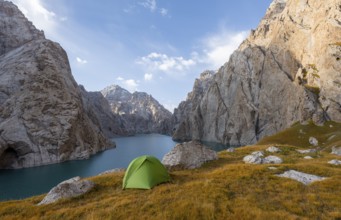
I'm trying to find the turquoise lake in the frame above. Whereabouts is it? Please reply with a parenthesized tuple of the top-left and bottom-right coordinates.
(0, 134, 231, 201)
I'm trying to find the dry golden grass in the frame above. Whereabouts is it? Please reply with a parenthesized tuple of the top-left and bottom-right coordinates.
(1, 122, 341, 220)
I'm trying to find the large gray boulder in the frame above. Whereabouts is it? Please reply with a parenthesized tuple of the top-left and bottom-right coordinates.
(172, 0, 341, 145)
(0, 1, 113, 169)
(38, 177, 94, 205)
(277, 170, 326, 185)
(162, 141, 217, 170)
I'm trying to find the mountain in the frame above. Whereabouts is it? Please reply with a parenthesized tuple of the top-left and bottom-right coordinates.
(0, 1, 113, 169)
(101, 85, 173, 135)
(172, 70, 215, 140)
(173, 0, 341, 145)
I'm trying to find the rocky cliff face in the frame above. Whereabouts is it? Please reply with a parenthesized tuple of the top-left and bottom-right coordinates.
(172, 70, 215, 140)
(0, 1, 113, 169)
(173, 0, 341, 145)
(80, 86, 130, 138)
(102, 85, 173, 135)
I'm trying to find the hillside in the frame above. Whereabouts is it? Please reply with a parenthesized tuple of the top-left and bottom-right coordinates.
(0, 122, 340, 219)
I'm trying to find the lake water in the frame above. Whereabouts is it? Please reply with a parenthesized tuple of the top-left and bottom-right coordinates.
(0, 134, 231, 201)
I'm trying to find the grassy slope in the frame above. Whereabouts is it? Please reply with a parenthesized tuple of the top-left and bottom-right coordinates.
(0, 122, 341, 220)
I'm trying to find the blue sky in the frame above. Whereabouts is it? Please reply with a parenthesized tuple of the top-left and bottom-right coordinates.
(10, 0, 273, 111)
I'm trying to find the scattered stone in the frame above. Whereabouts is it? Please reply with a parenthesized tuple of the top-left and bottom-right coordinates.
(268, 167, 278, 170)
(309, 137, 319, 146)
(98, 168, 125, 175)
(328, 159, 341, 165)
(331, 147, 341, 156)
(297, 149, 317, 154)
(266, 146, 281, 153)
(304, 156, 313, 160)
(277, 170, 326, 185)
(162, 141, 217, 170)
(226, 147, 235, 153)
(263, 156, 283, 164)
(38, 177, 95, 205)
(243, 151, 264, 164)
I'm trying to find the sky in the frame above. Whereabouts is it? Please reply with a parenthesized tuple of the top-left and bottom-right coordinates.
(10, 0, 273, 112)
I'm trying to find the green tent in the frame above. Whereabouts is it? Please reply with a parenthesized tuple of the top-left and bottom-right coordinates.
(122, 155, 171, 189)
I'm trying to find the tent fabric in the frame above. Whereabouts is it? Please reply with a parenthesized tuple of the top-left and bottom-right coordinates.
(123, 155, 171, 189)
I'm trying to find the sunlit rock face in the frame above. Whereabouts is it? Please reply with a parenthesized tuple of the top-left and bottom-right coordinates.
(0, 1, 113, 169)
(102, 85, 173, 135)
(173, 0, 341, 145)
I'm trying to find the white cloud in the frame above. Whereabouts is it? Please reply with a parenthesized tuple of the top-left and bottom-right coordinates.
(140, 0, 169, 16)
(160, 8, 168, 16)
(137, 53, 196, 77)
(123, 79, 139, 92)
(116, 76, 124, 81)
(76, 57, 88, 64)
(11, 0, 57, 34)
(201, 30, 249, 69)
(140, 0, 157, 12)
(144, 73, 153, 81)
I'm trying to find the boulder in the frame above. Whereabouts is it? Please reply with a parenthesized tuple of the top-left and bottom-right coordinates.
(38, 177, 94, 205)
(277, 170, 326, 185)
(309, 137, 319, 147)
(162, 141, 217, 170)
(331, 147, 341, 156)
(263, 156, 283, 164)
(304, 156, 313, 160)
(296, 149, 317, 154)
(328, 159, 341, 165)
(243, 151, 264, 164)
(266, 146, 281, 153)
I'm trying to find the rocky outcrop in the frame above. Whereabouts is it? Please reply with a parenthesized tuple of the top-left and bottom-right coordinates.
(243, 151, 283, 164)
(101, 85, 173, 135)
(172, 70, 214, 141)
(173, 0, 341, 145)
(162, 141, 217, 170)
(328, 159, 341, 165)
(0, 1, 113, 169)
(38, 177, 94, 205)
(277, 170, 326, 185)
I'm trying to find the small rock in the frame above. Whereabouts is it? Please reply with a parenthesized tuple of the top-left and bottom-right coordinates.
(331, 147, 341, 156)
(266, 146, 281, 153)
(328, 159, 341, 165)
(243, 154, 263, 164)
(226, 147, 235, 153)
(268, 167, 278, 170)
(98, 168, 125, 175)
(162, 141, 217, 170)
(309, 137, 318, 146)
(297, 149, 317, 154)
(38, 177, 95, 205)
(304, 156, 313, 160)
(263, 156, 283, 164)
(277, 170, 326, 185)
(251, 151, 264, 157)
